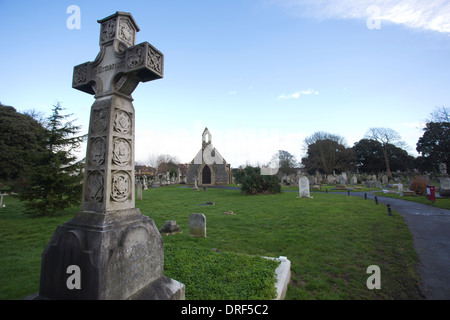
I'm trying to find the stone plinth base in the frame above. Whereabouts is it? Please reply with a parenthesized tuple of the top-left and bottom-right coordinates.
(35, 208, 184, 300)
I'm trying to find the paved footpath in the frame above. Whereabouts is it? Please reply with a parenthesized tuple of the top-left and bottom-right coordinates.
(343, 191, 450, 300)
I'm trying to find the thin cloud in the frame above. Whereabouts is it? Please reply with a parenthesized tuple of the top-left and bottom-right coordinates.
(278, 89, 319, 100)
(268, 0, 450, 34)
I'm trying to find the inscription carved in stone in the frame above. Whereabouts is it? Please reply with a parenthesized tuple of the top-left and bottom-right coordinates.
(87, 171, 104, 202)
(114, 110, 131, 134)
(113, 138, 131, 166)
(111, 171, 131, 202)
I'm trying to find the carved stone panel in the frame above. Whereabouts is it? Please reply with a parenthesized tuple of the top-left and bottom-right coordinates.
(73, 64, 88, 85)
(91, 104, 109, 135)
(147, 46, 163, 74)
(118, 18, 135, 48)
(112, 138, 131, 166)
(111, 171, 131, 202)
(100, 20, 116, 43)
(114, 110, 132, 135)
(89, 138, 106, 166)
(86, 171, 104, 203)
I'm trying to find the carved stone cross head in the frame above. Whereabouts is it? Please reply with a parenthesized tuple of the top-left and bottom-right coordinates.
(72, 11, 163, 99)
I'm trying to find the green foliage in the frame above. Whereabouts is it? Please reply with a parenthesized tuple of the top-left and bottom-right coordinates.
(416, 122, 450, 172)
(354, 139, 415, 174)
(1, 187, 423, 300)
(239, 166, 281, 195)
(164, 245, 278, 299)
(302, 138, 355, 175)
(0, 104, 47, 184)
(18, 103, 84, 216)
(276, 150, 299, 175)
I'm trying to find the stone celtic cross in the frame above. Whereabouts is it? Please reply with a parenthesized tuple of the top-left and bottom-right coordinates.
(37, 12, 184, 300)
(73, 12, 163, 213)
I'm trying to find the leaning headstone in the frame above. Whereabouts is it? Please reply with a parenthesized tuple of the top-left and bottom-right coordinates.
(298, 176, 311, 198)
(189, 213, 206, 238)
(35, 12, 184, 300)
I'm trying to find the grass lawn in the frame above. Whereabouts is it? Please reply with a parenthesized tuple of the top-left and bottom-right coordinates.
(0, 186, 423, 300)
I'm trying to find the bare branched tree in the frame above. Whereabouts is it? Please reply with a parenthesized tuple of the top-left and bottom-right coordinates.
(364, 127, 403, 177)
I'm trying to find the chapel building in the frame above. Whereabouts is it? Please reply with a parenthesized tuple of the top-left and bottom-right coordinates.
(186, 128, 232, 185)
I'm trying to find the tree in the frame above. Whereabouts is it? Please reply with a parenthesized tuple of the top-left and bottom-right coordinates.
(353, 139, 385, 173)
(239, 166, 281, 195)
(301, 132, 355, 175)
(428, 106, 450, 122)
(0, 104, 48, 185)
(18, 103, 85, 216)
(364, 127, 403, 178)
(416, 122, 450, 172)
(353, 139, 414, 174)
(273, 150, 299, 176)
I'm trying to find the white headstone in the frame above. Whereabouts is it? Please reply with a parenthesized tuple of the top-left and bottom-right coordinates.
(189, 213, 206, 238)
(299, 176, 310, 198)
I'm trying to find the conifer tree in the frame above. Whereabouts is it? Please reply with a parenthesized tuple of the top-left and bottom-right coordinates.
(19, 103, 85, 216)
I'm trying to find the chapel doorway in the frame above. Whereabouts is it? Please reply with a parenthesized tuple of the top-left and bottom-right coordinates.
(202, 165, 211, 184)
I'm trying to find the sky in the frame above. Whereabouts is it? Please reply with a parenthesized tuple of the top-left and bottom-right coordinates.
(1, 0, 449, 167)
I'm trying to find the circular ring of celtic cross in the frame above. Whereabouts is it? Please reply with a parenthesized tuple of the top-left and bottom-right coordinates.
(111, 171, 131, 202)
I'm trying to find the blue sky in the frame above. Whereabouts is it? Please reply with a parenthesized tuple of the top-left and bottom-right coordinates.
(1, 0, 449, 167)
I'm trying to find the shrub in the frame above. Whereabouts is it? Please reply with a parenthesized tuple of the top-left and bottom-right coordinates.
(409, 176, 428, 195)
(239, 166, 281, 195)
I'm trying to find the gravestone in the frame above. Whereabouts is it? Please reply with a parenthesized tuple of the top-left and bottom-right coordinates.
(36, 12, 184, 300)
(160, 220, 182, 236)
(193, 177, 199, 191)
(189, 213, 206, 238)
(298, 176, 311, 198)
(382, 175, 388, 185)
(398, 183, 403, 192)
(136, 181, 142, 201)
(439, 163, 450, 196)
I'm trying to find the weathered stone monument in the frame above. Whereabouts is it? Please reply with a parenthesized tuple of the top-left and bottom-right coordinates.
(189, 213, 206, 238)
(298, 176, 311, 198)
(439, 163, 450, 196)
(36, 12, 184, 300)
(160, 220, 183, 236)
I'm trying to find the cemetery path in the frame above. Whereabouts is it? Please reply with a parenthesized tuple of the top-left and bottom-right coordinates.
(339, 191, 450, 300)
(208, 186, 450, 299)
